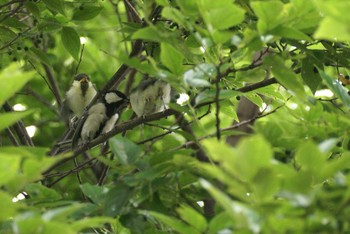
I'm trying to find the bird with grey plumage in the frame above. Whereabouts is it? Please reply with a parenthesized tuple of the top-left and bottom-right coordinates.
(130, 78, 171, 117)
(72, 90, 128, 147)
(61, 73, 97, 123)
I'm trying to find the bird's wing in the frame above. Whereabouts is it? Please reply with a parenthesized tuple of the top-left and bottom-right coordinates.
(71, 114, 88, 148)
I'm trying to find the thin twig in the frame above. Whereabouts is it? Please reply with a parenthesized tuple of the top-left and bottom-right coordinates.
(0, 0, 22, 9)
(214, 67, 221, 140)
(28, 60, 62, 108)
(0, 2, 24, 24)
(75, 44, 85, 75)
(3, 102, 34, 146)
(46, 157, 96, 187)
(174, 103, 286, 150)
(20, 87, 59, 115)
(43, 64, 63, 108)
(74, 158, 83, 185)
(5, 128, 20, 146)
(0, 27, 30, 51)
(109, 0, 129, 54)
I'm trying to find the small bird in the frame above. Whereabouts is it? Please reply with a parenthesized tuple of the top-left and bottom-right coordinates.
(61, 74, 97, 122)
(338, 74, 350, 86)
(72, 90, 128, 147)
(130, 78, 171, 117)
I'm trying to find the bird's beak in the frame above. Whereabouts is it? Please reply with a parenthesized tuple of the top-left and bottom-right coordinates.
(80, 76, 88, 83)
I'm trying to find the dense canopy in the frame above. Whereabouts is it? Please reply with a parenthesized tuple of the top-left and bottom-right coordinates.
(1, 0, 350, 233)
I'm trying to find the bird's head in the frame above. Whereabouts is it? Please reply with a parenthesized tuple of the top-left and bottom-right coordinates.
(74, 73, 91, 94)
(103, 90, 129, 117)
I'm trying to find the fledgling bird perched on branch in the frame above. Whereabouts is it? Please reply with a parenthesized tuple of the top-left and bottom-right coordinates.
(130, 78, 171, 117)
(72, 90, 128, 147)
(61, 73, 97, 122)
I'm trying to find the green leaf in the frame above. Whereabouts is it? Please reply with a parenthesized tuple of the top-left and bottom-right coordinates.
(177, 0, 197, 16)
(37, 21, 62, 32)
(319, 69, 350, 108)
(24, 183, 62, 202)
(0, 111, 34, 132)
(208, 212, 233, 234)
(0, 152, 21, 186)
(314, 17, 350, 42)
(104, 183, 132, 216)
(142, 211, 201, 234)
(42, 204, 85, 221)
(15, 218, 76, 234)
(160, 43, 184, 75)
(132, 26, 163, 42)
(203, 135, 273, 182)
(71, 217, 115, 232)
(264, 55, 306, 98)
(251, 1, 284, 34)
(177, 0, 198, 16)
(0, 191, 22, 221)
(109, 136, 142, 165)
(199, 0, 245, 30)
(0, 147, 57, 189)
(42, 0, 65, 15)
(29, 47, 52, 65)
(252, 168, 280, 201)
(80, 183, 107, 205)
(244, 93, 264, 109)
(61, 27, 81, 60)
(0, 27, 17, 45)
(301, 58, 322, 94)
(162, 7, 188, 28)
(25, 2, 41, 18)
(195, 89, 241, 105)
(295, 141, 325, 173)
(183, 63, 217, 87)
(322, 152, 350, 179)
(200, 179, 261, 233)
(0, 64, 35, 107)
(271, 25, 312, 41)
(177, 205, 207, 232)
(156, 0, 168, 6)
(314, 0, 350, 25)
(2, 17, 27, 29)
(72, 6, 103, 21)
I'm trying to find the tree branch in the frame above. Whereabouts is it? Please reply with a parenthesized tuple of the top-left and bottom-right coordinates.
(3, 102, 34, 146)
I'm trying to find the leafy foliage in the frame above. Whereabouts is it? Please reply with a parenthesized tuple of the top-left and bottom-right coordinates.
(1, 0, 350, 233)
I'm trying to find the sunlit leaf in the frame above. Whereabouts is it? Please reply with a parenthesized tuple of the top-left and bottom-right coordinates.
(195, 89, 241, 105)
(142, 210, 201, 234)
(0, 64, 35, 107)
(183, 63, 217, 87)
(80, 183, 107, 205)
(319, 69, 350, 107)
(72, 6, 103, 21)
(71, 217, 115, 232)
(42, 0, 65, 15)
(104, 183, 132, 216)
(0, 110, 34, 132)
(251, 1, 284, 33)
(109, 136, 142, 165)
(200, 179, 261, 233)
(61, 27, 81, 60)
(314, 18, 350, 41)
(29, 47, 52, 65)
(199, 0, 245, 30)
(0, 191, 23, 221)
(177, 205, 207, 232)
(264, 55, 306, 98)
(160, 43, 184, 75)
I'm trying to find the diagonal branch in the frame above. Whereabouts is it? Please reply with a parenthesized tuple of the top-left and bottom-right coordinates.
(3, 102, 34, 146)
